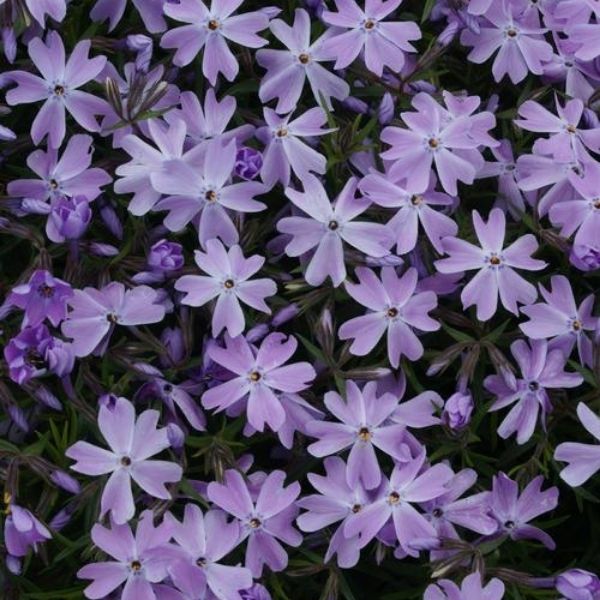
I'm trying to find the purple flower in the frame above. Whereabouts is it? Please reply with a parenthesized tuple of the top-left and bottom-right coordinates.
(201, 333, 316, 433)
(77, 510, 174, 599)
(47, 195, 93, 243)
(435, 208, 546, 321)
(555, 403, 600, 487)
(306, 380, 409, 490)
(115, 118, 195, 216)
(176, 238, 276, 338)
(150, 138, 266, 248)
(235, 147, 263, 180)
(166, 505, 252, 600)
(344, 449, 453, 555)
(277, 175, 394, 287)
(61, 282, 166, 357)
(321, 0, 421, 77)
(4, 505, 51, 558)
(207, 469, 302, 577)
(359, 173, 458, 254)
(519, 275, 596, 366)
(422, 469, 497, 560)
(66, 396, 183, 524)
(515, 98, 600, 162)
(297, 456, 371, 568)
(489, 472, 558, 549)
(256, 107, 334, 188)
(556, 569, 600, 600)
(460, 2, 553, 84)
(161, 0, 269, 86)
(442, 391, 474, 430)
(8, 270, 73, 327)
(339, 266, 440, 367)
(424, 572, 505, 600)
(256, 8, 349, 114)
(550, 161, 600, 249)
(380, 92, 498, 195)
(147, 239, 184, 273)
(5, 31, 108, 148)
(91, 0, 167, 33)
(4, 324, 74, 384)
(166, 88, 254, 148)
(8, 134, 111, 203)
(484, 339, 583, 444)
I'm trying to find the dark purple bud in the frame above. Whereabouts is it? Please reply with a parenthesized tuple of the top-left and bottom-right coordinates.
(167, 423, 185, 450)
(49, 195, 92, 241)
(21, 198, 51, 215)
(98, 393, 119, 411)
(235, 147, 263, 181)
(302, 0, 324, 18)
(161, 327, 186, 365)
(49, 506, 73, 531)
(378, 92, 395, 125)
(88, 242, 119, 257)
(2, 27, 17, 63)
(50, 470, 81, 494)
(241, 583, 272, 600)
(271, 304, 300, 327)
(442, 391, 474, 430)
(343, 96, 369, 115)
(246, 324, 270, 343)
(8, 404, 29, 432)
(148, 239, 184, 273)
(437, 21, 460, 47)
(99, 202, 123, 240)
(126, 34, 153, 73)
(6, 555, 21, 575)
(556, 569, 600, 600)
(33, 385, 62, 411)
(570, 244, 600, 272)
(258, 6, 282, 19)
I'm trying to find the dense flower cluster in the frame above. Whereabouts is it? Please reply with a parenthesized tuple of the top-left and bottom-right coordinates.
(1, 0, 600, 599)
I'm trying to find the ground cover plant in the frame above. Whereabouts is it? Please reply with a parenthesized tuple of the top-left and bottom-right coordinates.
(1, 0, 600, 598)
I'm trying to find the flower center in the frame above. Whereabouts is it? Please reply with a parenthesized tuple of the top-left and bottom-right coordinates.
(37, 284, 55, 298)
(363, 18, 376, 30)
(428, 138, 440, 149)
(249, 371, 261, 382)
(328, 220, 339, 231)
(106, 312, 119, 324)
(224, 279, 235, 289)
(276, 127, 288, 138)
(351, 503, 362, 513)
(249, 517, 261, 528)
(432, 508, 443, 518)
(130, 560, 142, 571)
(121, 456, 132, 467)
(49, 179, 59, 190)
(593, 198, 600, 209)
(411, 195, 424, 206)
(488, 254, 502, 266)
(387, 307, 398, 318)
(25, 349, 46, 368)
(207, 19, 219, 30)
(298, 53, 310, 64)
(196, 557, 207, 567)
(163, 383, 173, 393)
(53, 84, 65, 96)
(358, 427, 372, 441)
(528, 381, 539, 391)
(566, 124, 577, 134)
(388, 491, 401, 505)
(205, 190, 217, 202)
(572, 319, 582, 332)
(506, 27, 518, 38)
(504, 520, 515, 529)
